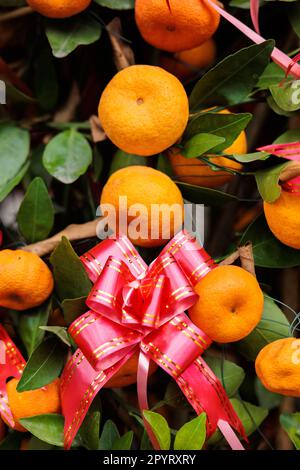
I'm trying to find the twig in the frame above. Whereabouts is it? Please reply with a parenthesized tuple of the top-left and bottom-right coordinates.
(0, 6, 34, 23)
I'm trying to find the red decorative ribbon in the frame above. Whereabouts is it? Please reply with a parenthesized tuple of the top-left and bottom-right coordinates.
(61, 231, 247, 450)
(282, 176, 300, 195)
(205, 0, 300, 78)
(258, 142, 300, 162)
(0, 325, 25, 428)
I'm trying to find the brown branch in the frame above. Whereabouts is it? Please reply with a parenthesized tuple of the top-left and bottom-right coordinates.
(0, 6, 34, 23)
(22, 219, 100, 257)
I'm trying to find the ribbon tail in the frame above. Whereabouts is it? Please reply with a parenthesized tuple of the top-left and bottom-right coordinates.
(250, 0, 260, 34)
(137, 351, 161, 450)
(205, 0, 300, 78)
(0, 325, 25, 428)
(61, 349, 135, 449)
(218, 419, 245, 450)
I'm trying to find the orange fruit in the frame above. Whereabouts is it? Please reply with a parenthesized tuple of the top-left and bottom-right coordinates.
(169, 109, 247, 188)
(159, 39, 217, 80)
(105, 351, 158, 388)
(100, 166, 184, 247)
(255, 338, 300, 396)
(263, 189, 300, 250)
(0, 250, 54, 311)
(98, 65, 189, 156)
(0, 417, 6, 442)
(189, 265, 264, 343)
(27, 0, 91, 18)
(135, 0, 220, 53)
(6, 378, 61, 432)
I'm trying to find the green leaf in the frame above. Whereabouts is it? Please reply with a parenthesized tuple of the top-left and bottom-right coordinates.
(236, 296, 290, 361)
(94, 0, 135, 8)
(255, 162, 289, 203)
(280, 413, 300, 449)
(189, 40, 274, 110)
(18, 299, 52, 357)
(34, 48, 58, 111)
(176, 182, 242, 206)
(182, 134, 225, 158)
(19, 414, 65, 447)
(39, 326, 71, 347)
(185, 112, 252, 152)
(112, 431, 134, 450)
(17, 177, 54, 243)
(43, 129, 92, 184)
(0, 123, 30, 188)
(255, 378, 282, 410)
(204, 356, 245, 397)
(62, 296, 88, 325)
(257, 62, 285, 90)
(208, 399, 268, 446)
(270, 80, 300, 112)
(99, 420, 120, 450)
(27, 436, 55, 450)
(0, 162, 30, 202)
(241, 215, 300, 268)
(274, 128, 300, 144)
(143, 410, 171, 450)
(109, 149, 147, 175)
(45, 14, 102, 58)
(78, 396, 101, 450)
(230, 399, 268, 436)
(50, 237, 92, 301)
(174, 414, 206, 450)
(234, 151, 269, 163)
(17, 337, 67, 392)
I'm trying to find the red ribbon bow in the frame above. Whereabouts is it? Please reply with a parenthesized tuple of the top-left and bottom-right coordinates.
(0, 325, 25, 428)
(61, 230, 247, 450)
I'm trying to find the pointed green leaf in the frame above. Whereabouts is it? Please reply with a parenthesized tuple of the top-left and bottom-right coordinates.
(99, 420, 120, 450)
(182, 134, 225, 158)
(17, 177, 54, 242)
(17, 337, 67, 391)
(143, 410, 171, 450)
(189, 40, 274, 110)
(18, 299, 52, 357)
(39, 326, 71, 347)
(19, 414, 64, 447)
(50, 237, 92, 301)
(174, 414, 206, 450)
(255, 162, 289, 203)
(109, 149, 147, 176)
(46, 14, 102, 58)
(112, 431, 134, 450)
(94, 0, 135, 9)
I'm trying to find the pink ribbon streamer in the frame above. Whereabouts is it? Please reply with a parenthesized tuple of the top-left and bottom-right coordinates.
(258, 142, 300, 162)
(250, 0, 260, 34)
(205, 0, 300, 78)
(61, 231, 247, 450)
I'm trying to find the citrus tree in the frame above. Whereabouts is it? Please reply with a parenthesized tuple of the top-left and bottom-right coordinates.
(0, 0, 300, 451)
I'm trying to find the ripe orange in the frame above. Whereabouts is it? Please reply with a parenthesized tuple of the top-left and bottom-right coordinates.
(189, 265, 264, 343)
(159, 39, 217, 80)
(169, 109, 247, 188)
(255, 338, 300, 396)
(263, 189, 300, 250)
(27, 0, 91, 18)
(98, 65, 189, 156)
(105, 351, 158, 388)
(100, 166, 184, 248)
(0, 417, 6, 442)
(135, 0, 220, 52)
(0, 250, 54, 311)
(6, 378, 61, 432)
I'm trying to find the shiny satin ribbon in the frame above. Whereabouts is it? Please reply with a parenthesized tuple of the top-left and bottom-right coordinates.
(258, 142, 300, 163)
(0, 325, 25, 427)
(205, 0, 300, 78)
(281, 176, 300, 194)
(61, 230, 247, 450)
